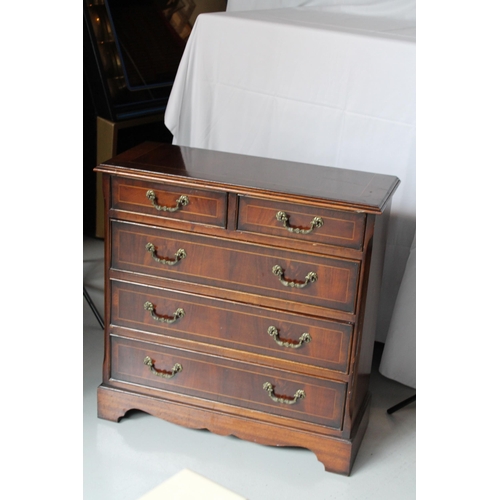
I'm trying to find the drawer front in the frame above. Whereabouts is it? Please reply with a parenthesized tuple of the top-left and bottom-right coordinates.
(112, 221, 360, 313)
(111, 281, 353, 373)
(112, 177, 227, 228)
(238, 196, 366, 249)
(110, 335, 346, 429)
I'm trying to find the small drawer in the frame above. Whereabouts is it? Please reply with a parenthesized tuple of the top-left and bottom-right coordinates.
(111, 177, 227, 228)
(111, 281, 353, 373)
(238, 196, 365, 249)
(110, 335, 347, 429)
(112, 221, 360, 314)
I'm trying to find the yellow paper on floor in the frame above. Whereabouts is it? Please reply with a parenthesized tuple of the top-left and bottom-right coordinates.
(138, 469, 246, 500)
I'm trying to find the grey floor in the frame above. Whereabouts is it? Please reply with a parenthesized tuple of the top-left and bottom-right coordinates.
(83, 235, 416, 500)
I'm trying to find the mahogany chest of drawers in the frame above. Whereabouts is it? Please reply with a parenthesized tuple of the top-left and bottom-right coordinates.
(95, 142, 399, 475)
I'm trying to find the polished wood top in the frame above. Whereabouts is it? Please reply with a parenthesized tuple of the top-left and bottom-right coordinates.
(95, 142, 399, 213)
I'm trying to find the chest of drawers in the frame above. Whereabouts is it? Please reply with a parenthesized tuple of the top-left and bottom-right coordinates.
(95, 142, 399, 475)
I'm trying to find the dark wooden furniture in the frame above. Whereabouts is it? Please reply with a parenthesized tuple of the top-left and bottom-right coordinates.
(95, 142, 399, 475)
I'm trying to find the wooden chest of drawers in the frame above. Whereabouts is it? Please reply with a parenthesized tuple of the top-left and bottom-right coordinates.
(95, 142, 399, 475)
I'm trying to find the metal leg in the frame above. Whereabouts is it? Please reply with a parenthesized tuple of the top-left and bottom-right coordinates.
(84, 286, 104, 329)
(387, 394, 416, 415)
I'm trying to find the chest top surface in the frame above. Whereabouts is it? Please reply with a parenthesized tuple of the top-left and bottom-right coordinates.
(96, 142, 400, 214)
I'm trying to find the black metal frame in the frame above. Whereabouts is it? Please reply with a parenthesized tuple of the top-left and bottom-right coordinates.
(387, 394, 416, 415)
(83, 286, 105, 329)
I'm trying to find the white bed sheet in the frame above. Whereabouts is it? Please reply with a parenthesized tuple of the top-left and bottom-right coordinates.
(164, 6, 415, 343)
(379, 233, 416, 388)
(226, 0, 416, 22)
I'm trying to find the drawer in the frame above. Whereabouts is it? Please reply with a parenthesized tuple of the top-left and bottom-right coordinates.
(238, 196, 366, 249)
(112, 221, 360, 313)
(110, 335, 346, 429)
(111, 177, 227, 228)
(111, 281, 353, 373)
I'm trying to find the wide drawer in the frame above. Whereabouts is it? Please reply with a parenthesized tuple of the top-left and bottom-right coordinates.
(238, 196, 366, 250)
(111, 177, 227, 228)
(110, 335, 346, 429)
(111, 280, 353, 373)
(112, 221, 360, 313)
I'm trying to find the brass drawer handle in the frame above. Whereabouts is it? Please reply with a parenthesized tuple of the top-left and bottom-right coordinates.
(146, 242, 186, 265)
(146, 190, 189, 212)
(144, 302, 185, 324)
(276, 211, 323, 234)
(267, 326, 311, 349)
(272, 265, 318, 288)
(263, 382, 305, 405)
(144, 356, 182, 379)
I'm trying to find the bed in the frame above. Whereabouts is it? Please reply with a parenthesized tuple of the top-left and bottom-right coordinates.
(164, 0, 416, 388)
